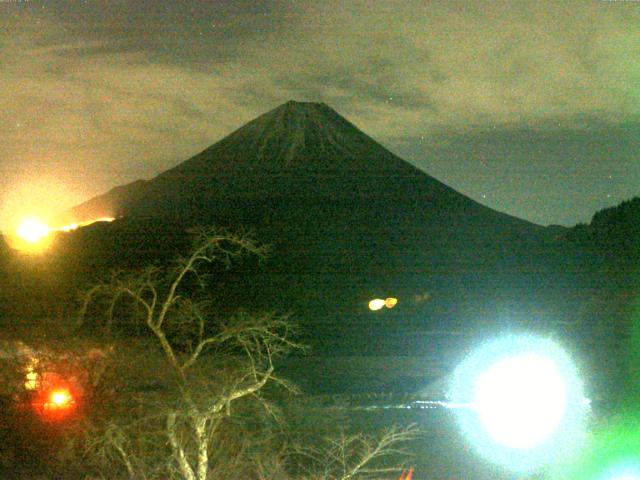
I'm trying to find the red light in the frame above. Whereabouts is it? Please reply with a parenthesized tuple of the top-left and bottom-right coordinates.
(32, 387, 76, 420)
(47, 389, 73, 409)
(29, 371, 83, 421)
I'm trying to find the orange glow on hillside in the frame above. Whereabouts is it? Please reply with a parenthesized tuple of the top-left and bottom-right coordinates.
(17, 218, 50, 244)
(11, 217, 54, 253)
(34, 387, 76, 421)
(54, 217, 115, 233)
(9, 216, 116, 253)
(1, 176, 113, 253)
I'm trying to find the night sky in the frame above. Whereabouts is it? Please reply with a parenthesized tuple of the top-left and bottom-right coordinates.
(1, 0, 638, 228)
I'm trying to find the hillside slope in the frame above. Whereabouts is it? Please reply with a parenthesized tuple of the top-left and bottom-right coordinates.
(70, 101, 546, 268)
(59, 101, 571, 354)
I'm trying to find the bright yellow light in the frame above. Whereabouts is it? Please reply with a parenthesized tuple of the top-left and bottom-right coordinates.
(385, 297, 398, 309)
(16, 218, 50, 244)
(369, 298, 398, 311)
(53, 217, 115, 233)
(25, 370, 38, 390)
(9, 216, 116, 253)
(59, 223, 79, 232)
(49, 390, 72, 407)
(10, 217, 54, 253)
(369, 299, 386, 311)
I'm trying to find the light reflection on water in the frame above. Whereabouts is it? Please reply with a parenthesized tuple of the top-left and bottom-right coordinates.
(347, 406, 530, 480)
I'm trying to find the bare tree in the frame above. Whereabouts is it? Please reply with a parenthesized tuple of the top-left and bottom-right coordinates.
(79, 227, 419, 480)
(80, 227, 304, 480)
(290, 425, 419, 480)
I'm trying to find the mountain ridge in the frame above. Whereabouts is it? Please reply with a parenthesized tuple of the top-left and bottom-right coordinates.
(3, 101, 591, 356)
(70, 100, 542, 234)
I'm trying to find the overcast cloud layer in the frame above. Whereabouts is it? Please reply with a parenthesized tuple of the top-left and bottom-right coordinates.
(1, 0, 638, 227)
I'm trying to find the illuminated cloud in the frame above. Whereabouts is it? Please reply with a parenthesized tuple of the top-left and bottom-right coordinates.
(0, 1, 637, 227)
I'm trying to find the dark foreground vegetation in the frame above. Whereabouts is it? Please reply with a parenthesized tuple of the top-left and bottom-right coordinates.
(0, 186, 639, 478)
(1, 227, 418, 479)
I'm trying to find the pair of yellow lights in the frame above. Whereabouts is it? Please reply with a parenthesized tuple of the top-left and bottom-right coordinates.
(368, 297, 398, 311)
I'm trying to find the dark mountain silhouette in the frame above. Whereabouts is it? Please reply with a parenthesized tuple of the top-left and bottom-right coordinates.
(70, 101, 550, 268)
(567, 197, 640, 267)
(0, 101, 586, 358)
(562, 197, 640, 395)
(59, 101, 579, 354)
(0, 101, 632, 399)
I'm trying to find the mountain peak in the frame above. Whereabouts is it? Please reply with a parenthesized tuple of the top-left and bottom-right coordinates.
(260, 99, 341, 127)
(70, 102, 539, 240)
(283, 99, 327, 108)
(163, 100, 419, 174)
(260, 99, 336, 127)
(276, 100, 336, 116)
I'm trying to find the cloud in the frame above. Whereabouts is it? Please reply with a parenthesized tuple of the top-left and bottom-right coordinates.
(0, 0, 638, 227)
(0, 7, 278, 225)
(266, 1, 639, 135)
(392, 119, 640, 226)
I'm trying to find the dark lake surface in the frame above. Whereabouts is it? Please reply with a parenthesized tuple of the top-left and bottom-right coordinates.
(346, 406, 529, 480)
(279, 353, 596, 479)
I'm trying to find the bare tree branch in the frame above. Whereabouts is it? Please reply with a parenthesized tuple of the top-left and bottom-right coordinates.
(81, 227, 305, 480)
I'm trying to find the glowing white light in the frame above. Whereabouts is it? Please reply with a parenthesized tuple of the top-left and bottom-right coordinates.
(16, 219, 50, 243)
(11, 216, 117, 252)
(48, 389, 72, 408)
(450, 334, 587, 472)
(474, 353, 567, 449)
(59, 223, 79, 232)
(53, 217, 115, 233)
(369, 299, 385, 311)
(51, 391, 69, 405)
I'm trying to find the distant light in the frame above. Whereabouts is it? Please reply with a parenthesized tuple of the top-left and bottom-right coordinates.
(369, 297, 398, 311)
(47, 389, 73, 409)
(59, 222, 79, 232)
(32, 385, 77, 421)
(16, 218, 49, 244)
(450, 335, 587, 472)
(11, 216, 116, 253)
(53, 216, 115, 233)
(369, 299, 386, 311)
